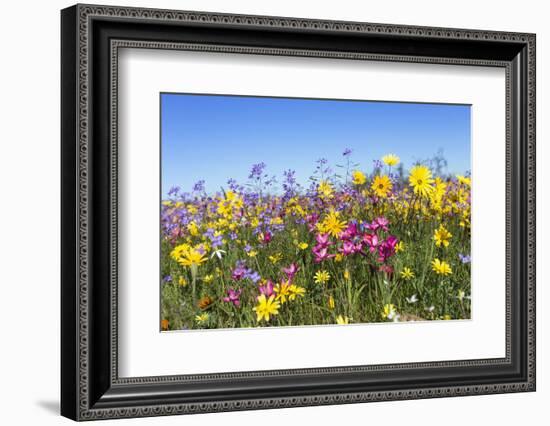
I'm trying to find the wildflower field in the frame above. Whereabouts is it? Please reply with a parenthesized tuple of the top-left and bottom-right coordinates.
(160, 151, 471, 331)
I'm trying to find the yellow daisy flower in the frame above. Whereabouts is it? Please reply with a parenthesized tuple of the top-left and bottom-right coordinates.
(433, 224, 452, 248)
(253, 294, 280, 322)
(317, 180, 334, 199)
(351, 170, 367, 185)
(409, 165, 435, 197)
(371, 175, 393, 198)
(314, 270, 331, 284)
(382, 154, 400, 166)
(432, 258, 452, 275)
(400, 267, 415, 280)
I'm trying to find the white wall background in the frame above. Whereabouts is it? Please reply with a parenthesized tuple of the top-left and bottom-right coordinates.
(0, 0, 546, 424)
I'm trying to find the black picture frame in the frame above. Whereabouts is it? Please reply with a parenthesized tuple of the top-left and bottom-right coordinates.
(61, 4, 536, 421)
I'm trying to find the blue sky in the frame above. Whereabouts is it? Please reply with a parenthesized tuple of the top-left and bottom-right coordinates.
(161, 93, 471, 197)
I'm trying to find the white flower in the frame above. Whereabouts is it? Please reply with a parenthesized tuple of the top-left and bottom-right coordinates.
(386, 306, 398, 320)
(456, 290, 471, 301)
(425, 305, 435, 313)
(406, 294, 418, 304)
(210, 249, 226, 260)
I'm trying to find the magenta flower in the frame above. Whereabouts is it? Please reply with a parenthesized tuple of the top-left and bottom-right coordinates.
(283, 263, 299, 280)
(376, 217, 390, 231)
(366, 217, 390, 232)
(339, 240, 359, 256)
(315, 233, 332, 247)
(377, 235, 398, 262)
(363, 233, 379, 253)
(306, 213, 319, 226)
(260, 231, 272, 244)
(312, 245, 335, 263)
(339, 223, 358, 240)
(258, 280, 274, 298)
(223, 288, 242, 307)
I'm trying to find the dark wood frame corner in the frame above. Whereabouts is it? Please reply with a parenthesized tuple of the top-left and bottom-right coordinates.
(61, 3, 536, 421)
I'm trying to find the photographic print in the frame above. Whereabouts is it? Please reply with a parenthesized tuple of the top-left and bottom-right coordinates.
(160, 93, 472, 331)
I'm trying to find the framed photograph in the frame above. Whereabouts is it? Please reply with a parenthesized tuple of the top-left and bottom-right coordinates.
(61, 4, 536, 421)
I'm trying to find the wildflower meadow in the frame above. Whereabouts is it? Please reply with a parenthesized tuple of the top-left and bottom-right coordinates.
(160, 151, 472, 331)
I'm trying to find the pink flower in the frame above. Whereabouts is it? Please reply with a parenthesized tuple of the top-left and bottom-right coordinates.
(366, 217, 390, 232)
(223, 288, 242, 307)
(258, 280, 274, 298)
(283, 263, 299, 280)
(315, 233, 331, 247)
(339, 240, 359, 256)
(363, 233, 379, 253)
(312, 246, 335, 263)
(377, 235, 398, 262)
(375, 217, 389, 230)
(339, 223, 358, 240)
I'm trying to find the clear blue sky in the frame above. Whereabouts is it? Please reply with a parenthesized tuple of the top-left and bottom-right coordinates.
(161, 93, 471, 196)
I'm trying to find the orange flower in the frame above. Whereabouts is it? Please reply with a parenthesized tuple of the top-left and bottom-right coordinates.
(160, 319, 169, 331)
(198, 296, 214, 310)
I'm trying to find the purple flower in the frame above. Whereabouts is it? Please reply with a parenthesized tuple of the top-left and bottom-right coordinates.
(373, 159, 383, 169)
(342, 148, 353, 157)
(223, 288, 242, 307)
(282, 169, 300, 197)
(249, 162, 267, 180)
(167, 186, 180, 197)
(232, 262, 247, 281)
(459, 253, 471, 264)
(192, 180, 205, 193)
(205, 228, 223, 248)
(227, 178, 243, 192)
(163, 275, 172, 282)
(232, 261, 261, 283)
(210, 234, 223, 248)
(246, 270, 261, 284)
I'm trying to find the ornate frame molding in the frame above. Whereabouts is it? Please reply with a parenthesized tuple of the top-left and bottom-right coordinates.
(61, 4, 535, 421)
